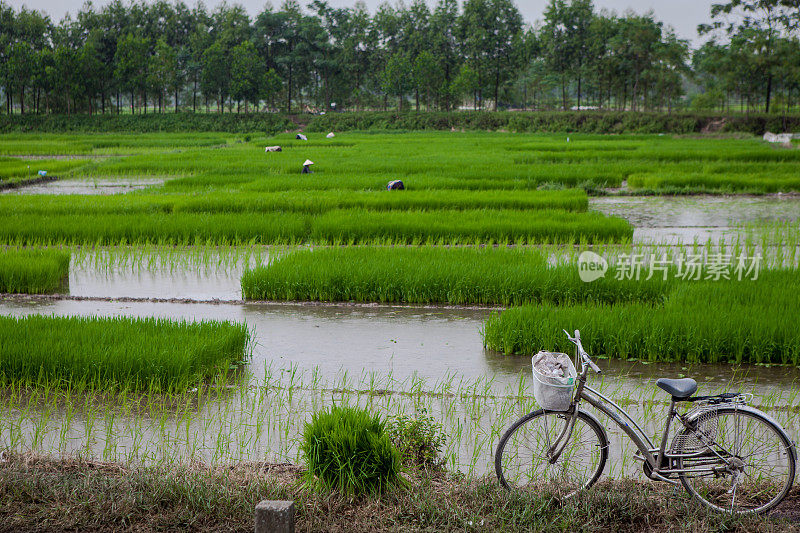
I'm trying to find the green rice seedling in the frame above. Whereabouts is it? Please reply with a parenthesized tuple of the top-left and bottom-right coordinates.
(241, 246, 671, 305)
(300, 404, 402, 496)
(0, 189, 588, 216)
(0, 208, 630, 245)
(0, 157, 89, 183)
(483, 270, 800, 365)
(0, 315, 250, 391)
(309, 208, 632, 244)
(0, 249, 70, 294)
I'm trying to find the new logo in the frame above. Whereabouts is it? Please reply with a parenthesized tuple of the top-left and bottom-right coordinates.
(578, 251, 608, 283)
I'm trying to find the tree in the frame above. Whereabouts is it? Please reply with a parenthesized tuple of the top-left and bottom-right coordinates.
(699, 0, 785, 112)
(149, 38, 176, 112)
(413, 51, 442, 111)
(430, 0, 460, 110)
(262, 68, 283, 111)
(7, 41, 34, 113)
(460, 0, 523, 111)
(381, 52, 413, 111)
(541, 0, 594, 110)
(230, 41, 265, 112)
(114, 33, 149, 113)
(451, 63, 480, 109)
(200, 40, 229, 112)
(49, 45, 79, 115)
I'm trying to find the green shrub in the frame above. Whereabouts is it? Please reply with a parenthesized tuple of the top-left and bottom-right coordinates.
(300, 405, 402, 496)
(387, 410, 447, 471)
(0, 113, 294, 134)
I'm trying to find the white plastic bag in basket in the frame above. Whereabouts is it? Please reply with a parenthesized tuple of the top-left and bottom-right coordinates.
(532, 351, 575, 385)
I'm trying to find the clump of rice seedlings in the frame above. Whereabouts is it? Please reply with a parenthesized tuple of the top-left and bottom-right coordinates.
(483, 270, 800, 365)
(0, 189, 588, 216)
(0, 249, 70, 294)
(0, 212, 308, 245)
(70, 244, 274, 274)
(0, 208, 631, 246)
(0, 315, 250, 391)
(300, 404, 402, 496)
(242, 246, 668, 305)
(0, 156, 89, 184)
(309, 208, 632, 244)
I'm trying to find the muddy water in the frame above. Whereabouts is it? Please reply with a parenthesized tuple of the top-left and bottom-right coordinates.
(3, 194, 800, 475)
(69, 251, 270, 300)
(591, 195, 800, 244)
(1, 178, 164, 195)
(3, 292, 799, 477)
(2, 298, 798, 393)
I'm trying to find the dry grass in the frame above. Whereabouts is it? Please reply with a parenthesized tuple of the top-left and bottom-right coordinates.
(0, 453, 795, 532)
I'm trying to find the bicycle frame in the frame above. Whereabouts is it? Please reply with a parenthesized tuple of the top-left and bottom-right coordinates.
(548, 332, 770, 485)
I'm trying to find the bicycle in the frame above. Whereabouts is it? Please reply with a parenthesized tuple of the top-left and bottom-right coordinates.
(495, 329, 797, 515)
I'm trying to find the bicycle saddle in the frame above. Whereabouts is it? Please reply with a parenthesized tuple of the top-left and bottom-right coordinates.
(656, 377, 697, 399)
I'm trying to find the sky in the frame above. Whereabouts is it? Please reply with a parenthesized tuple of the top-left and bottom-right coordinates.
(12, 0, 717, 47)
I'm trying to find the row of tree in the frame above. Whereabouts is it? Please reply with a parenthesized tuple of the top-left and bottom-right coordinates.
(1, 0, 799, 115)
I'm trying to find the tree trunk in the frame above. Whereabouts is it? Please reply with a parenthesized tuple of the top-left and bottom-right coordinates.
(131, 92, 135, 114)
(287, 65, 293, 114)
(19, 86, 24, 114)
(175, 88, 179, 113)
(765, 73, 773, 113)
(494, 65, 500, 112)
(577, 76, 581, 110)
(415, 88, 419, 112)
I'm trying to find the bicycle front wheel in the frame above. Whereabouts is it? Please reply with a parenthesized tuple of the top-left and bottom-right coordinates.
(495, 409, 608, 500)
(674, 407, 796, 514)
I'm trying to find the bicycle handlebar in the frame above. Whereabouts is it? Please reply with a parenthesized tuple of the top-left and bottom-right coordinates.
(563, 329, 601, 374)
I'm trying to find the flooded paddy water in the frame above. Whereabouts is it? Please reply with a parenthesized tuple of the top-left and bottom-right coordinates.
(2, 194, 800, 478)
(1, 178, 164, 195)
(591, 194, 800, 244)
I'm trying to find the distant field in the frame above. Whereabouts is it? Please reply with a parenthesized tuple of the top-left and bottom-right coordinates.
(0, 131, 798, 245)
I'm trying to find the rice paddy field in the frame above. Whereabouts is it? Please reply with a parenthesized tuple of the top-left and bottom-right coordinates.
(1, 129, 799, 525)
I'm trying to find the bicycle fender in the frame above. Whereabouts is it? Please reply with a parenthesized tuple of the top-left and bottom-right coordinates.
(576, 408, 610, 448)
(686, 404, 797, 460)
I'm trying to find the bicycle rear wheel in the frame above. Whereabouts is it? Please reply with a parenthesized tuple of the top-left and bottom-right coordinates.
(673, 407, 796, 514)
(495, 409, 608, 500)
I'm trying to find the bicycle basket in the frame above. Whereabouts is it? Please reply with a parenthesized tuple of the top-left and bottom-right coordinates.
(531, 351, 576, 411)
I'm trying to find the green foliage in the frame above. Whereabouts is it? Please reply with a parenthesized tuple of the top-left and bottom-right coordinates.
(0, 315, 250, 390)
(387, 410, 447, 471)
(306, 111, 800, 135)
(0, 249, 69, 294)
(381, 53, 414, 111)
(483, 270, 800, 365)
(300, 405, 402, 496)
(0, 114, 294, 134)
(5, 112, 800, 136)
